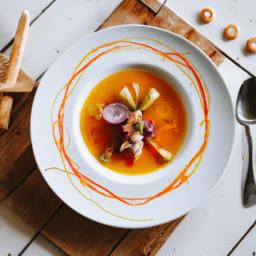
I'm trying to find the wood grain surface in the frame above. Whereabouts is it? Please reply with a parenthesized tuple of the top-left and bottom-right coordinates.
(148, 5, 225, 66)
(0, 145, 35, 202)
(111, 218, 184, 256)
(4, 169, 61, 230)
(42, 206, 128, 256)
(140, 0, 165, 13)
(0, 92, 34, 177)
(100, 0, 154, 29)
(0, 0, 226, 255)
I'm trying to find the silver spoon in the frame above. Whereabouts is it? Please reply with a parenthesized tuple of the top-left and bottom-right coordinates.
(236, 77, 256, 208)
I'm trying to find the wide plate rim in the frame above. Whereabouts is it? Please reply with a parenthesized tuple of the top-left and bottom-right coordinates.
(30, 24, 235, 228)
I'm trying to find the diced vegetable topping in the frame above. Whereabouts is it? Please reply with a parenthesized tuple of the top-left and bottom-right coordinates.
(119, 86, 136, 110)
(143, 120, 156, 138)
(102, 103, 130, 124)
(139, 88, 160, 111)
(132, 120, 144, 134)
(99, 146, 114, 163)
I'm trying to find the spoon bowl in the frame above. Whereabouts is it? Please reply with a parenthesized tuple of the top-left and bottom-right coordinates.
(236, 77, 256, 208)
(236, 77, 256, 125)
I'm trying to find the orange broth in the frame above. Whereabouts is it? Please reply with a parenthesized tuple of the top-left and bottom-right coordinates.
(80, 69, 187, 175)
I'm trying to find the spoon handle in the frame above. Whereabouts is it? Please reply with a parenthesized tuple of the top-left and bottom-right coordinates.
(243, 125, 256, 207)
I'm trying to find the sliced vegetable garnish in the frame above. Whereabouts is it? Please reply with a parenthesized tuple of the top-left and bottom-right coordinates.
(99, 146, 114, 163)
(132, 82, 140, 105)
(102, 103, 130, 124)
(139, 88, 160, 111)
(132, 120, 144, 134)
(137, 120, 144, 134)
(119, 86, 136, 110)
(147, 138, 173, 161)
(88, 103, 104, 120)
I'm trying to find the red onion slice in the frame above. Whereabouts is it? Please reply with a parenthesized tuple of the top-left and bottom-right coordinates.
(102, 103, 130, 124)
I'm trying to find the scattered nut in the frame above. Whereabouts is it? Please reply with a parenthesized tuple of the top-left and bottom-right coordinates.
(246, 37, 256, 53)
(199, 7, 215, 23)
(224, 24, 239, 40)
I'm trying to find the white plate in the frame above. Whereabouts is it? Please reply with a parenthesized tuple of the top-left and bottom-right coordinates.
(31, 25, 235, 228)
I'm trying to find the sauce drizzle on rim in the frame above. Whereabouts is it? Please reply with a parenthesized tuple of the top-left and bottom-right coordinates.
(50, 39, 210, 206)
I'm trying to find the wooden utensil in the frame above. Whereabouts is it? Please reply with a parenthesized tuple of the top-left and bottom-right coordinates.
(0, 10, 32, 129)
(0, 11, 32, 92)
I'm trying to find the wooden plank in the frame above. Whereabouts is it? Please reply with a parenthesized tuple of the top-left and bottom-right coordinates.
(0, 0, 54, 51)
(0, 44, 37, 192)
(229, 221, 256, 256)
(0, 92, 34, 180)
(6, 0, 122, 79)
(0, 145, 35, 202)
(0, 205, 35, 256)
(148, 5, 225, 66)
(4, 169, 61, 229)
(100, 0, 154, 29)
(23, 235, 67, 256)
(42, 206, 128, 256)
(140, 0, 166, 13)
(0, 169, 61, 256)
(111, 218, 183, 256)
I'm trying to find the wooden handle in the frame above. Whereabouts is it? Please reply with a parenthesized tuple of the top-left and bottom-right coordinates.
(0, 80, 34, 92)
(5, 11, 30, 87)
(0, 95, 13, 129)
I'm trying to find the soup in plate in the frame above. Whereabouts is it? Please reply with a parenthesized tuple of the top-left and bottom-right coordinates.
(80, 69, 187, 175)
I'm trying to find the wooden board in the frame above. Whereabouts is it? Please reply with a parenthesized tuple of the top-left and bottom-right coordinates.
(140, 0, 165, 13)
(0, 0, 225, 255)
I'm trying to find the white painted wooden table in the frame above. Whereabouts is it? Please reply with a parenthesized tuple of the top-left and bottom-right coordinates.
(0, 1, 255, 255)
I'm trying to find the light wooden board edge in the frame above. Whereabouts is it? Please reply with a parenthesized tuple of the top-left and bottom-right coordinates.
(99, 0, 154, 30)
(148, 4, 225, 66)
(111, 217, 184, 256)
(139, 0, 166, 13)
